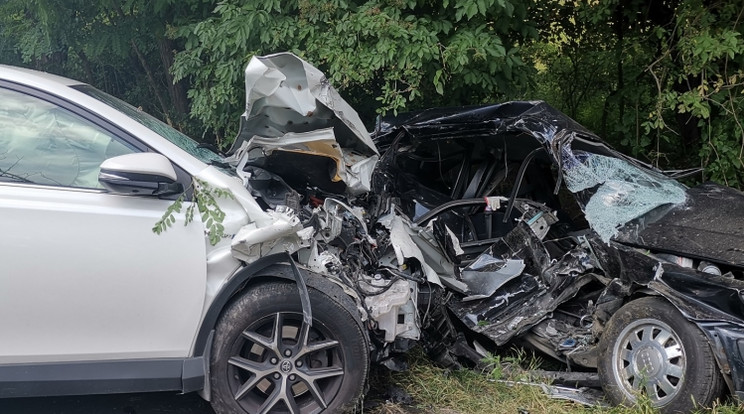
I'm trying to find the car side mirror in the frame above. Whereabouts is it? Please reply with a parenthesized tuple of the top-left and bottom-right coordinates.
(98, 153, 183, 196)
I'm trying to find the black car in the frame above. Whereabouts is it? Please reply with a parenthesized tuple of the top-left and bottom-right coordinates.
(235, 54, 744, 414)
(370, 102, 744, 412)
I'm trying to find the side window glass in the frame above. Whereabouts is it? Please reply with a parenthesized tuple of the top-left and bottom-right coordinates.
(0, 87, 137, 188)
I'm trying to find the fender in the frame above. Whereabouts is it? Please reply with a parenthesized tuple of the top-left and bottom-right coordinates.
(635, 266, 744, 396)
(192, 253, 300, 357)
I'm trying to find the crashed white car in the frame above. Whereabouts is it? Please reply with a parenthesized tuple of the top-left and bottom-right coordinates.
(4, 53, 744, 414)
(0, 57, 372, 414)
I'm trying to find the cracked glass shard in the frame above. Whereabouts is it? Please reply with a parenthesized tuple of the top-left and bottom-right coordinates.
(561, 152, 687, 242)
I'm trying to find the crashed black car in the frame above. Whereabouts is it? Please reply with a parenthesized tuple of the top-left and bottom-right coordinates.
(225, 53, 744, 413)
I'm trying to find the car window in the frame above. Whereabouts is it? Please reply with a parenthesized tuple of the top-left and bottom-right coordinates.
(73, 85, 226, 168)
(0, 87, 137, 188)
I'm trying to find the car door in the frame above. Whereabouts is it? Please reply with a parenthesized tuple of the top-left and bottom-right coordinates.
(0, 84, 207, 364)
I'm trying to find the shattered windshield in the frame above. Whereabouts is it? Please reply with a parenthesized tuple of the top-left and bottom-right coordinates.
(561, 151, 688, 242)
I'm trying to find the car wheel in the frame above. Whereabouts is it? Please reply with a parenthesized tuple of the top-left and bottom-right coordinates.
(598, 297, 723, 413)
(210, 282, 369, 414)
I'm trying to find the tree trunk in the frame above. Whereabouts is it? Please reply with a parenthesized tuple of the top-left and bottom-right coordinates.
(110, 0, 172, 125)
(158, 38, 190, 119)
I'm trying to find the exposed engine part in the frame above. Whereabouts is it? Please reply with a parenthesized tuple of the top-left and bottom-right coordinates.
(656, 253, 724, 276)
(656, 253, 693, 268)
(364, 279, 420, 342)
(241, 165, 302, 212)
(297, 240, 342, 275)
(418, 289, 486, 369)
(518, 201, 559, 240)
(523, 315, 597, 368)
(699, 261, 722, 276)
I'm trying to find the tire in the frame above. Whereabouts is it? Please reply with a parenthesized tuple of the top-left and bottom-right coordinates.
(209, 282, 369, 414)
(598, 297, 724, 413)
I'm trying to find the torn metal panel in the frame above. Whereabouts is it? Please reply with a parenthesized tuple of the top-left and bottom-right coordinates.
(236, 128, 378, 196)
(582, 235, 662, 285)
(236, 53, 378, 156)
(448, 220, 601, 346)
(377, 212, 442, 286)
(449, 270, 595, 346)
(499, 381, 609, 407)
(230, 208, 308, 262)
(230, 53, 378, 196)
(459, 243, 526, 301)
(448, 271, 542, 345)
(698, 323, 744, 399)
(647, 264, 744, 323)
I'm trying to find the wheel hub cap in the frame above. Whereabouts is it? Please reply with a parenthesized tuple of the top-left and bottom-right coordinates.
(636, 346, 663, 376)
(226, 312, 344, 414)
(280, 359, 293, 374)
(612, 318, 686, 405)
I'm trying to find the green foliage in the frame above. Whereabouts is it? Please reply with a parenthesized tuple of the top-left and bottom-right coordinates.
(170, 0, 538, 146)
(153, 178, 234, 246)
(0, 0, 214, 137)
(527, 0, 744, 188)
(643, 2, 744, 186)
(2, 0, 743, 189)
(482, 348, 543, 381)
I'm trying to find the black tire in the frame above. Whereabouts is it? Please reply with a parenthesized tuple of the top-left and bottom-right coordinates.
(598, 297, 724, 413)
(209, 282, 369, 414)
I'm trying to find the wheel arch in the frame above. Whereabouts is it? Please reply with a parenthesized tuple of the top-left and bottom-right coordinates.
(192, 253, 295, 358)
(192, 253, 368, 358)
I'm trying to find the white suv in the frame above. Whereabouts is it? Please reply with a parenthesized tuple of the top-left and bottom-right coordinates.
(0, 62, 369, 413)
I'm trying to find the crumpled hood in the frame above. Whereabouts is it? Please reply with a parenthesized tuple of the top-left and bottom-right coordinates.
(229, 53, 378, 196)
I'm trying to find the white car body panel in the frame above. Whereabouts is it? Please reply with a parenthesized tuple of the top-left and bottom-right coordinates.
(0, 184, 207, 363)
(0, 65, 295, 364)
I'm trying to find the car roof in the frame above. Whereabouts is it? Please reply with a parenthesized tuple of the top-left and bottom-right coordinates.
(0, 64, 84, 89)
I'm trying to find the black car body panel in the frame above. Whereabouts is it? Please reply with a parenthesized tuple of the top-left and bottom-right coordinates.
(615, 182, 744, 268)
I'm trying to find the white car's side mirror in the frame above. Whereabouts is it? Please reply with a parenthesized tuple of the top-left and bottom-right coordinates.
(98, 153, 182, 196)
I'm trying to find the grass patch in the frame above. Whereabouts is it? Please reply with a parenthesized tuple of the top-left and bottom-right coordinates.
(363, 349, 743, 414)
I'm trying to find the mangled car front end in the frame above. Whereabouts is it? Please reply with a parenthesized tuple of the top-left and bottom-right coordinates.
(215, 53, 744, 413)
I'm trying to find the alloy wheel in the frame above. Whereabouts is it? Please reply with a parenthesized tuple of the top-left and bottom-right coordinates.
(610, 317, 686, 405)
(226, 312, 344, 414)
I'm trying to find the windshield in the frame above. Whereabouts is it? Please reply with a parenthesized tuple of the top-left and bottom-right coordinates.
(73, 85, 225, 167)
(562, 151, 688, 242)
